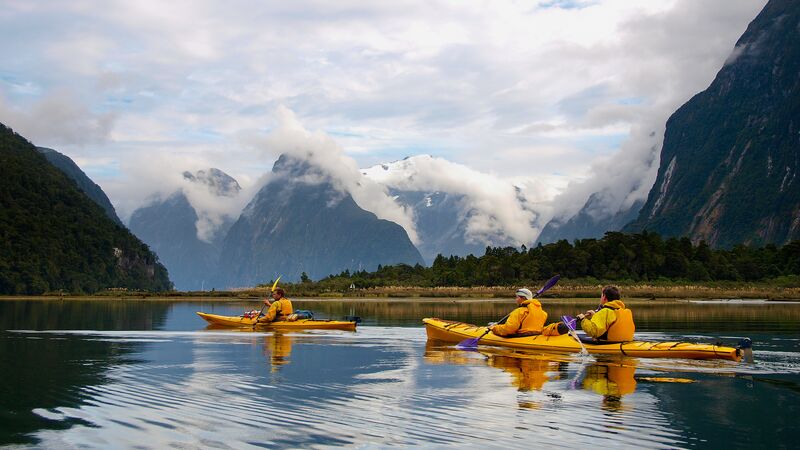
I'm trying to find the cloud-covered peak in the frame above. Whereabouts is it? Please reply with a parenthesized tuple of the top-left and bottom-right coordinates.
(257, 107, 419, 243)
(362, 154, 541, 246)
(182, 168, 242, 197)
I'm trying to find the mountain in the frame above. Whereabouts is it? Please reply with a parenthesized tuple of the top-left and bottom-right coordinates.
(216, 154, 424, 287)
(625, 0, 800, 247)
(0, 123, 172, 294)
(129, 169, 240, 291)
(386, 190, 490, 264)
(362, 156, 523, 263)
(537, 194, 643, 244)
(36, 146, 123, 225)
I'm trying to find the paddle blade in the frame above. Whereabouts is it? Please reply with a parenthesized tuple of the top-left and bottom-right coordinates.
(456, 337, 480, 350)
(561, 314, 577, 331)
(535, 274, 560, 296)
(271, 276, 282, 292)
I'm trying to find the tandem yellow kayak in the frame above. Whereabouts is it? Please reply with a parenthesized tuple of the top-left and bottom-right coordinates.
(423, 318, 747, 361)
(197, 312, 358, 331)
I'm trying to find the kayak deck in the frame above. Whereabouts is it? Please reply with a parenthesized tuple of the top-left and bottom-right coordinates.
(197, 312, 357, 331)
(423, 317, 743, 361)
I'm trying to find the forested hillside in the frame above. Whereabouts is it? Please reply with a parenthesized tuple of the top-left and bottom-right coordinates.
(307, 231, 800, 289)
(0, 124, 172, 294)
(626, 0, 800, 246)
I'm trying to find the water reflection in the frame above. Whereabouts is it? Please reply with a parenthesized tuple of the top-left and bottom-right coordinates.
(581, 363, 637, 412)
(295, 299, 800, 333)
(487, 353, 567, 392)
(265, 332, 293, 371)
(424, 343, 643, 411)
(1, 299, 798, 448)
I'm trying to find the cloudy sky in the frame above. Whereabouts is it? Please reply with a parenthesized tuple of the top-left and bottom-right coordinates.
(0, 0, 766, 232)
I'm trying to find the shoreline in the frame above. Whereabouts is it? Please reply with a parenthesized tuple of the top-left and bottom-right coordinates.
(3, 282, 800, 302)
(2, 295, 799, 303)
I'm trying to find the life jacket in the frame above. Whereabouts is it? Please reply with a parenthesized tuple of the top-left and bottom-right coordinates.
(514, 299, 548, 334)
(602, 300, 635, 341)
(274, 298, 293, 319)
(262, 297, 294, 322)
(491, 299, 547, 336)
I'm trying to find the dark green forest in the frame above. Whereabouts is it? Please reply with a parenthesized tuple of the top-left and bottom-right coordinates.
(305, 231, 800, 289)
(0, 124, 172, 295)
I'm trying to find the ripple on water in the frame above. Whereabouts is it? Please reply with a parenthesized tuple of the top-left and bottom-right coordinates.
(12, 326, 799, 448)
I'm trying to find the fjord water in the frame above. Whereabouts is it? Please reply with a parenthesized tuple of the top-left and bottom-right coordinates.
(1, 299, 798, 449)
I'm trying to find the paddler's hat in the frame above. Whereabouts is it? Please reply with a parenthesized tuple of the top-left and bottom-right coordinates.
(515, 288, 533, 300)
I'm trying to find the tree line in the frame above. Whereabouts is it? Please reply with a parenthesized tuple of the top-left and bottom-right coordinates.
(301, 231, 800, 290)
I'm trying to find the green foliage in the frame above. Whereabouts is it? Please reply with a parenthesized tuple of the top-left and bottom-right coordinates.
(298, 232, 800, 290)
(0, 124, 172, 294)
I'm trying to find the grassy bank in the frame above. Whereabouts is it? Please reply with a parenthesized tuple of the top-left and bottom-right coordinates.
(16, 279, 800, 301)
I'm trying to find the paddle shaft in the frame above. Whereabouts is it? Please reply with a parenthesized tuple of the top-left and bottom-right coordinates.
(562, 316, 589, 355)
(474, 310, 513, 341)
(474, 277, 558, 341)
(253, 277, 283, 329)
(487, 274, 560, 332)
(457, 275, 560, 349)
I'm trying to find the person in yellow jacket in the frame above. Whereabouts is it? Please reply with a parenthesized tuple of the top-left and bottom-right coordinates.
(260, 287, 294, 322)
(490, 288, 547, 337)
(576, 285, 635, 341)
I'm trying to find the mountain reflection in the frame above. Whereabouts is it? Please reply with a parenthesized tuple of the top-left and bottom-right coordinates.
(0, 300, 171, 446)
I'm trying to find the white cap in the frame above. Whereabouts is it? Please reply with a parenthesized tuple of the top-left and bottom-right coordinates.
(515, 288, 533, 300)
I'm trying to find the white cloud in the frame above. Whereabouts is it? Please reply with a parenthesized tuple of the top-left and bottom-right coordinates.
(362, 154, 545, 245)
(257, 106, 420, 243)
(0, 90, 116, 147)
(0, 0, 768, 242)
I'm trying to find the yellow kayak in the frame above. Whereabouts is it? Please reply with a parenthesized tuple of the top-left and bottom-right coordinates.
(197, 312, 358, 331)
(423, 318, 745, 361)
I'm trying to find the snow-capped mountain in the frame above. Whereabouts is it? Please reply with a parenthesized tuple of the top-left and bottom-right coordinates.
(362, 155, 537, 263)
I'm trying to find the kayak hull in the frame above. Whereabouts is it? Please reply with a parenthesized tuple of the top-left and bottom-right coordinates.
(197, 312, 357, 331)
(423, 318, 742, 361)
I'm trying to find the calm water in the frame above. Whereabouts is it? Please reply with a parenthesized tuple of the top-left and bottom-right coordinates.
(1, 298, 799, 449)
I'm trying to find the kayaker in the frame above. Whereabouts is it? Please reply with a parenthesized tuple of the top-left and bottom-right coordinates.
(490, 288, 547, 337)
(260, 288, 294, 322)
(576, 285, 635, 341)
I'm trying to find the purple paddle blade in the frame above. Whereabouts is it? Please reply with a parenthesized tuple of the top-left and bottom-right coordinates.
(561, 314, 577, 331)
(455, 337, 480, 349)
(535, 274, 560, 296)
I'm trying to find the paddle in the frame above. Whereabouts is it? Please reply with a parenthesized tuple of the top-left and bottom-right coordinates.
(457, 274, 561, 349)
(561, 314, 589, 356)
(253, 276, 282, 329)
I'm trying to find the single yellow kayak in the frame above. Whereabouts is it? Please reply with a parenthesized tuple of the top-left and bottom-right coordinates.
(423, 318, 744, 361)
(197, 312, 358, 331)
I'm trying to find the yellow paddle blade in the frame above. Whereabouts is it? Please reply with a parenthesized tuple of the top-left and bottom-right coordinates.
(271, 276, 282, 292)
(637, 377, 694, 384)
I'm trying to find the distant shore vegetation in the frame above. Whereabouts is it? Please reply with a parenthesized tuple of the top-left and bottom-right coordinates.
(16, 231, 800, 300)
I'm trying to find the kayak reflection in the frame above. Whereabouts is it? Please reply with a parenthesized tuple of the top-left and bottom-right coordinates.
(579, 362, 637, 411)
(203, 325, 295, 371)
(424, 343, 639, 408)
(486, 353, 568, 391)
(264, 332, 293, 371)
